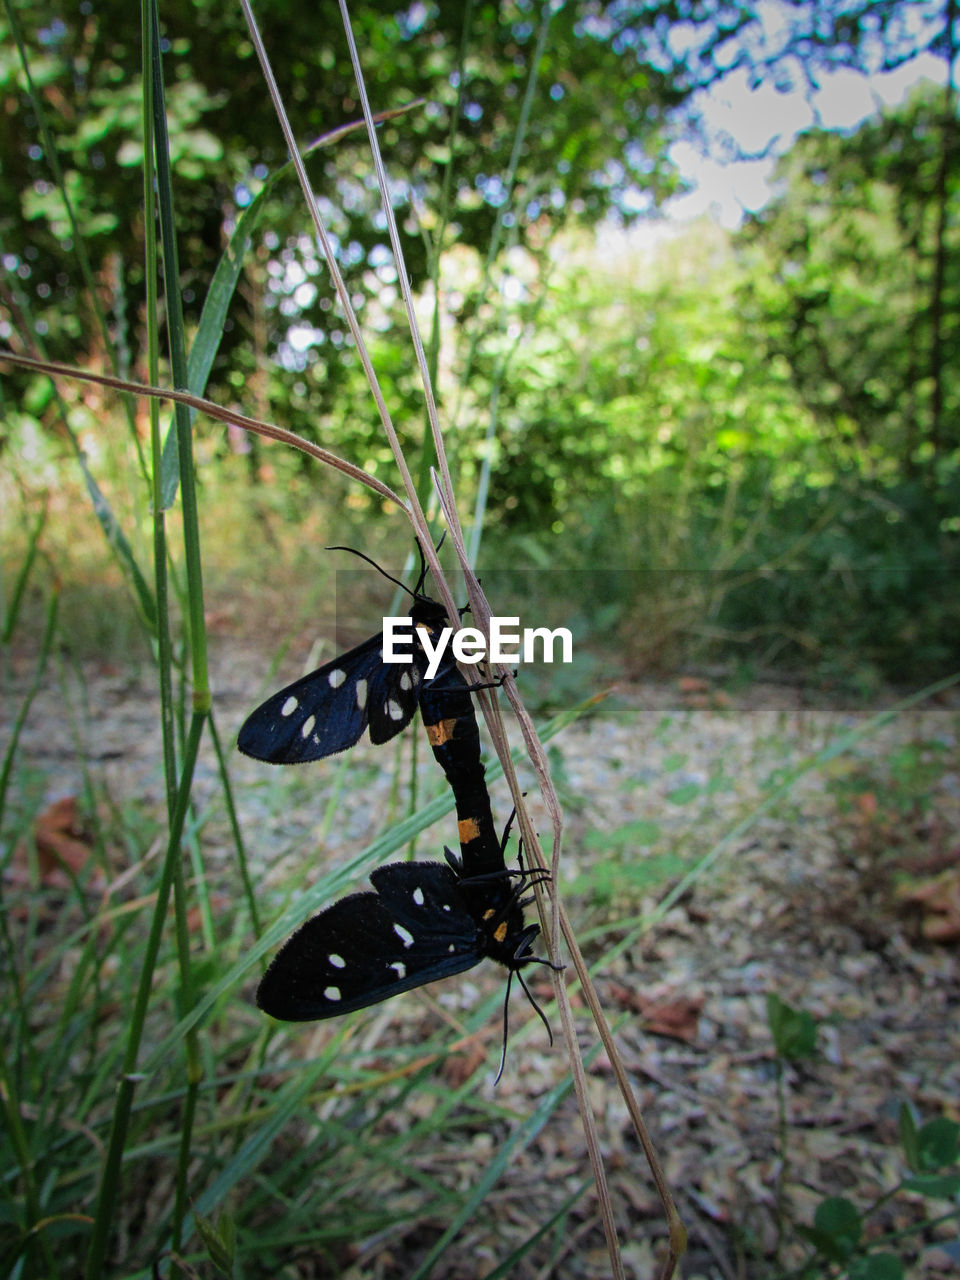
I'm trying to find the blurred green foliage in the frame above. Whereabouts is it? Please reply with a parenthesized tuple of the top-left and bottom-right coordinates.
(3, 8, 957, 689)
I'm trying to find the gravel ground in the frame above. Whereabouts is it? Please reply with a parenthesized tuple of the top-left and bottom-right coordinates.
(5, 640, 960, 1277)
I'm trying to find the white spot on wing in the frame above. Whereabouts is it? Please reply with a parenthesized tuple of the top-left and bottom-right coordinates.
(281, 695, 298, 716)
(400, 672, 412, 691)
(301, 715, 316, 739)
(393, 923, 415, 948)
(356, 679, 368, 710)
(328, 668, 346, 688)
(413, 887, 425, 906)
(390, 962, 406, 978)
(447, 943, 456, 953)
(387, 699, 403, 721)
(323, 986, 341, 1002)
(328, 954, 346, 969)
(442, 903, 451, 911)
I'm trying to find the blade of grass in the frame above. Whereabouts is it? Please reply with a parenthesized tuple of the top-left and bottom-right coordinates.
(84, 1, 223, 1255)
(208, 711, 262, 937)
(0, 502, 47, 645)
(0, 586, 59, 823)
(173, 1042, 342, 1250)
(483, 1179, 593, 1279)
(407, 1043, 598, 1280)
(0, 1043, 61, 1277)
(83, 709, 206, 1279)
(146, 2, 212, 1251)
(0, 351, 407, 508)
(160, 102, 419, 508)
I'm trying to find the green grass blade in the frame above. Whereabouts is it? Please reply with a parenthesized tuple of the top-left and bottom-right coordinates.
(208, 710, 262, 937)
(158, 121, 371, 508)
(407, 1048, 591, 1279)
(77, 450, 158, 632)
(0, 587, 59, 824)
(0, 503, 47, 645)
(175, 1046, 341, 1248)
(483, 1180, 592, 1278)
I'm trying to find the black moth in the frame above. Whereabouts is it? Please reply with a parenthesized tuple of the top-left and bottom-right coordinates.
(256, 855, 543, 1022)
(244, 543, 556, 1067)
(257, 818, 557, 1075)
(419, 658, 504, 881)
(237, 545, 456, 764)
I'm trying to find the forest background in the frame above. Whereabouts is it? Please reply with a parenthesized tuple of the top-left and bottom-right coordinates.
(1, 2, 959, 1278)
(2, 0, 957, 694)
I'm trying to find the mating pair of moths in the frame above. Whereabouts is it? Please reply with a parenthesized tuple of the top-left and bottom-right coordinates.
(239, 549, 554, 1055)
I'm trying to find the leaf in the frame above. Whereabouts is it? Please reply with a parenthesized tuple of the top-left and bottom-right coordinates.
(916, 1117, 960, 1171)
(767, 993, 818, 1060)
(158, 108, 412, 509)
(29, 797, 104, 889)
(632, 990, 703, 1041)
(898, 1102, 920, 1172)
(159, 161, 283, 506)
(847, 1253, 903, 1280)
(903, 1174, 960, 1199)
(811, 1196, 862, 1262)
(194, 1209, 235, 1277)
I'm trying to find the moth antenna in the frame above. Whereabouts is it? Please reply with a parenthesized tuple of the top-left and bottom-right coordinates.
(326, 544, 420, 600)
(411, 531, 448, 595)
(516, 966, 554, 1047)
(495, 968, 515, 1085)
(328, 533, 448, 599)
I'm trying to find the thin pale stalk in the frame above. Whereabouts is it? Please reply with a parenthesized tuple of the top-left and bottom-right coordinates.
(438, 492, 686, 1274)
(237, 0, 431, 542)
(336, 0, 459, 534)
(0, 353, 405, 507)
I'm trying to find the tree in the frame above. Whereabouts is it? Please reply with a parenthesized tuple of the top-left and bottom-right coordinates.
(737, 84, 960, 512)
(2, 1, 950, 379)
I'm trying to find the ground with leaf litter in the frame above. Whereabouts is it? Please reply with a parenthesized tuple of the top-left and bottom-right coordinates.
(9, 641, 960, 1278)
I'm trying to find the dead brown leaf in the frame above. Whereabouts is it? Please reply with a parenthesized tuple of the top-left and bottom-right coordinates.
(897, 869, 960, 943)
(34, 796, 105, 888)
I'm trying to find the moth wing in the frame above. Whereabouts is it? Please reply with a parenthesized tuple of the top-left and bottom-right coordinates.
(256, 866, 481, 1021)
(365, 645, 425, 745)
(369, 861, 476, 931)
(238, 634, 386, 763)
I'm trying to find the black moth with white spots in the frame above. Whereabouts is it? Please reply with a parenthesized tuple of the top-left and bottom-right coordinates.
(256, 857, 543, 1021)
(243, 542, 558, 1060)
(237, 551, 453, 764)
